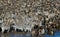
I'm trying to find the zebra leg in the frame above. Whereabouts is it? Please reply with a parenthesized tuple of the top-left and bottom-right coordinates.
(14, 27, 16, 32)
(0, 27, 2, 32)
(2, 27, 4, 33)
(4, 29, 8, 33)
(29, 29, 31, 32)
(24, 29, 26, 33)
(7, 29, 10, 33)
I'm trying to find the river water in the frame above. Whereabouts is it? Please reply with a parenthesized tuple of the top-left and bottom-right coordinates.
(44, 31, 60, 37)
(0, 31, 60, 37)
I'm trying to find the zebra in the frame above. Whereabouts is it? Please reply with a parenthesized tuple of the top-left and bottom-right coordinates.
(12, 25, 24, 32)
(24, 26, 32, 33)
(1, 26, 10, 33)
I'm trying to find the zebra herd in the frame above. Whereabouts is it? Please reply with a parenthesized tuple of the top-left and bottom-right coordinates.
(0, 24, 33, 33)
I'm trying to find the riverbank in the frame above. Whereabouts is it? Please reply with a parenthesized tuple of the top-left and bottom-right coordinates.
(0, 30, 60, 37)
(0, 31, 27, 35)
